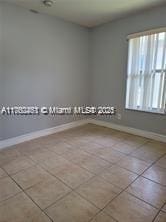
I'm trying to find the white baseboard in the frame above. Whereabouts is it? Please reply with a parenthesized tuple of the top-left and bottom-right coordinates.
(0, 118, 165, 149)
(89, 119, 166, 143)
(0, 119, 90, 150)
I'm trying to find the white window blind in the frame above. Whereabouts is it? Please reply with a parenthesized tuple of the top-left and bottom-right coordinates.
(125, 29, 166, 114)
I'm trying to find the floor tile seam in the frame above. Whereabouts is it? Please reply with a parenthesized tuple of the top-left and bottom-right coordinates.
(1, 162, 38, 177)
(97, 152, 166, 219)
(74, 185, 122, 211)
(141, 175, 166, 187)
(152, 202, 166, 222)
(41, 189, 74, 211)
(43, 164, 97, 192)
(125, 190, 164, 210)
(0, 167, 54, 222)
(114, 163, 147, 176)
(37, 156, 98, 179)
(0, 190, 23, 206)
(88, 208, 118, 222)
(71, 157, 113, 175)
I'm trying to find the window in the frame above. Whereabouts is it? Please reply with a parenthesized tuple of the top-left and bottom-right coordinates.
(125, 28, 166, 114)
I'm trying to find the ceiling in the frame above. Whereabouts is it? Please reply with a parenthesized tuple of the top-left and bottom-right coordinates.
(5, 0, 166, 27)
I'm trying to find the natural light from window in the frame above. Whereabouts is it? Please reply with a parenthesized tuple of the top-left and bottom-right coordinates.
(125, 29, 166, 114)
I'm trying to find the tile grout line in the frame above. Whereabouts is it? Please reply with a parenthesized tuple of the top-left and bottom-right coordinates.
(152, 202, 166, 222)
(90, 151, 166, 221)
(1, 167, 54, 222)
(51, 139, 158, 222)
(1, 147, 103, 217)
(1, 142, 165, 212)
(3, 159, 87, 219)
(141, 173, 166, 187)
(0, 127, 165, 222)
(0, 189, 23, 206)
(43, 172, 98, 211)
(66, 138, 157, 168)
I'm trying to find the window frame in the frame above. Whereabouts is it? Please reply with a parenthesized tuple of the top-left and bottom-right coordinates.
(125, 28, 166, 115)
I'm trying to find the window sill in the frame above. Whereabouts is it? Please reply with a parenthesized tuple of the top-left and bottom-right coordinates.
(125, 108, 166, 115)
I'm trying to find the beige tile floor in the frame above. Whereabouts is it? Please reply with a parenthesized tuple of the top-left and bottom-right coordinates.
(0, 124, 165, 222)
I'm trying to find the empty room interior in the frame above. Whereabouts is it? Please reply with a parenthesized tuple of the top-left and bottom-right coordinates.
(0, 0, 166, 221)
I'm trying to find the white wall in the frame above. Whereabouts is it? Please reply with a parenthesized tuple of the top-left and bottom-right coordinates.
(91, 6, 166, 135)
(1, 2, 165, 141)
(0, 4, 4, 140)
(0, 2, 90, 140)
